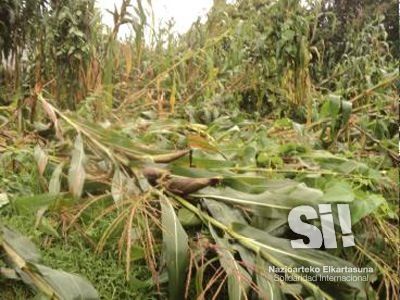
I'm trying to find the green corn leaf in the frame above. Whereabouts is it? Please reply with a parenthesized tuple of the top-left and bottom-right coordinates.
(161, 197, 189, 300)
(178, 207, 202, 226)
(321, 180, 354, 203)
(12, 194, 59, 215)
(192, 184, 323, 218)
(231, 223, 367, 296)
(350, 191, 386, 224)
(203, 199, 247, 226)
(0, 225, 99, 299)
(27, 263, 99, 300)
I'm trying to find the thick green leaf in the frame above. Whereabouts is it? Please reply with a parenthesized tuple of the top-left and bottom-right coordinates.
(223, 176, 270, 194)
(29, 263, 99, 300)
(231, 223, 367, 296)
(321, 180, 354, 203)
(192, 184, 323, 218)
(321, 94, 341, 120)
(350, 191, 386, 224)
(223, 177, 299, 194)
(251, 217, 287, 233)
(12, 194, 59, 215)
(178, 207, 202, 226)
(169, 165, 221, 178)
(161, 197, 189, 300)
(203, 199, 247, 225)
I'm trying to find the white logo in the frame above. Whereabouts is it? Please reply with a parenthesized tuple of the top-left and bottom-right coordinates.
(288, 204, 355, 249)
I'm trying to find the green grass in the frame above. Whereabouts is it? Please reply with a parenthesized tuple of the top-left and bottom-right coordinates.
(1, 207, 155, 299)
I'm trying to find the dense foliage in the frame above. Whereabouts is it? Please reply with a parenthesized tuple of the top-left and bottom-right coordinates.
(0, 0, 398, 299)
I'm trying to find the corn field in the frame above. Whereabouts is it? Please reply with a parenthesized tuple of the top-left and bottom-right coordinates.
(0, 0, 398, 299)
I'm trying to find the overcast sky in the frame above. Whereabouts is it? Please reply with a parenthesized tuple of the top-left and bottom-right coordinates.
(97, 0, 214, 37)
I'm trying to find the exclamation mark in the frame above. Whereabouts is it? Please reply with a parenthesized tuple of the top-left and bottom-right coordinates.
(318, 204, 337, 248)
(337, 204, 355, 247)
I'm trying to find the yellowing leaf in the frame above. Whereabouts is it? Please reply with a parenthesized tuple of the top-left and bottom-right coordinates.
(187, 134, 219, 153)
(34, 145, 48, 176)
(68, 135, 86, 198)
(40, 97, 63, 140)
(49, 163, 64, 195)
(169, 76, 176, 113)
(0, 193, 9, 209)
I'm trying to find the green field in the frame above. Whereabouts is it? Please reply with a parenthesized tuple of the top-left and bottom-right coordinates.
(0, 0, 398, 299)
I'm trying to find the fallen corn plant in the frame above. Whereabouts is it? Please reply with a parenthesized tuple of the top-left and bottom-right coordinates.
(0, 224, 99, 299)
(0, 0, 398, 299)
(3, 99, 393, 299)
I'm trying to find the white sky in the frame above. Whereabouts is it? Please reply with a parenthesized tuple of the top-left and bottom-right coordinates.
(97, 0, 214, 37)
